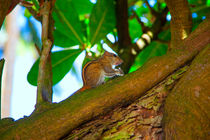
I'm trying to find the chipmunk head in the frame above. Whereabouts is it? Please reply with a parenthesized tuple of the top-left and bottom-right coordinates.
(103, 51, 123, 66)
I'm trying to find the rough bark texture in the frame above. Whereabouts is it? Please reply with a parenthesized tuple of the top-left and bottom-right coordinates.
(165, 0, 192, 49)
(163, 46, 210, 139)
(0, 17, 209, 139)
(37, 0, 54, 103)
(64, 66, 189, 139)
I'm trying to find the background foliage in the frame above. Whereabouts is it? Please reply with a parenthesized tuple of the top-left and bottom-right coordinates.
(25, 0, 209, 88)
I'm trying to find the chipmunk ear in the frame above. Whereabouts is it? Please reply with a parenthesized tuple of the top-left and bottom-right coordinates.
(104, 51, 110, 55)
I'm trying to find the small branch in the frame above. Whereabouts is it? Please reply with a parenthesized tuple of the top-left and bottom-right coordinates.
(116, 0, 134, 73)
(116, 0, 131, 48)
(145, 0, 159, 17)
(25, 6, 42, 22)
(0, 59, 5, 118)
(134, 8, 168, 56)
(103, 37, 118, 52)
(35, 43, 41, 56)
(37, 0, 53, 104)
(131, 10, 149, 32)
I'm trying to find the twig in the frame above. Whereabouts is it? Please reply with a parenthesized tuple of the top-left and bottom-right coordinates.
(35, 43, 41, 55)
(145, 0, 159, 17)
(25, 6, 42, 22)
(132, 10, 149, 32)
(0, 59, 5, 118)
(37, 0, 53, 104)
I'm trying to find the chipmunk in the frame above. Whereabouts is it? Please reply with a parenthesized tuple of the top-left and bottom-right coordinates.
(75, 51, 124, 93)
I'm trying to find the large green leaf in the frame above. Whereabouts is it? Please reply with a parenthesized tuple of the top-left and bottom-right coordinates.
(27, 49, 82, 86)
(53, 0, 84, 48)
(89, 0, 116, 45)
(128, 18, 143, 43)
(72, 0, 94, 15)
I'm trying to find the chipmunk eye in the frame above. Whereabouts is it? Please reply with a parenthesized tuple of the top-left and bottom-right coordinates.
(113, 54, 117, 57)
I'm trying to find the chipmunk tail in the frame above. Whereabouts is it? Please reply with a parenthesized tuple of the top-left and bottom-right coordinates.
(74, 86, 91, 94)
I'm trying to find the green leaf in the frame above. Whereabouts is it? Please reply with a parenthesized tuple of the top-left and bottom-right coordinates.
(89, 0, 116, 45)
(27, 49, 82, 86)
(53, 0, 84, 48)
(128, 18, 143, 43)
(129, 41, 168, 73)
(53, 30, 78, 48)
(31, 0, 39, 10)
(72, 0, 94, 15)
(158, 24, 171, 41)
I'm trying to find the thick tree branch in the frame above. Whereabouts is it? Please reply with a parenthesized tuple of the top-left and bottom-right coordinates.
(163, 45, 210, 139)
(166, 0, 192, 49)
(0, 17, 209, 139)
(66, 66, 189, 139)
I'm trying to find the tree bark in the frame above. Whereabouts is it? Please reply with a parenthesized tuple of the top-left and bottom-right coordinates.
(165, 0, 192, 49)
(37, 0, 54, 104)
(0, 17, 209, 139)
(115, 0, 134, 73)
(163, 46, 210, 139)
(0, 0, 12, 28)
(65, 65, 189, 139)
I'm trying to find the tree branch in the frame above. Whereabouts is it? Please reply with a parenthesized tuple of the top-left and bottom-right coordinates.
(166, 0, 192, 49)
(25, 6, 42, 22)
(66, 65, 189, 139)
(163, 45, 210, 139)
(145, 0, 159, 17)
(115, 0, 134, 73)
(0, 59, 5, 118)
(0, 17, 209, 140)
(37, 0, 53, 104)
(131, 10, 148, 32)
(134, 8, 168, 58)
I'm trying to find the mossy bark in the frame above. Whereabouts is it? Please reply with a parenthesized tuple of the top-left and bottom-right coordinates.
(65, 66, 189, 140)
(165, 0, 192, 49)
(163, 46, 210, 140)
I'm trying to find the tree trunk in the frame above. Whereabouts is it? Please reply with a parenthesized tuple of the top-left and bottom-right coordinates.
(163, 46, 210, 139)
